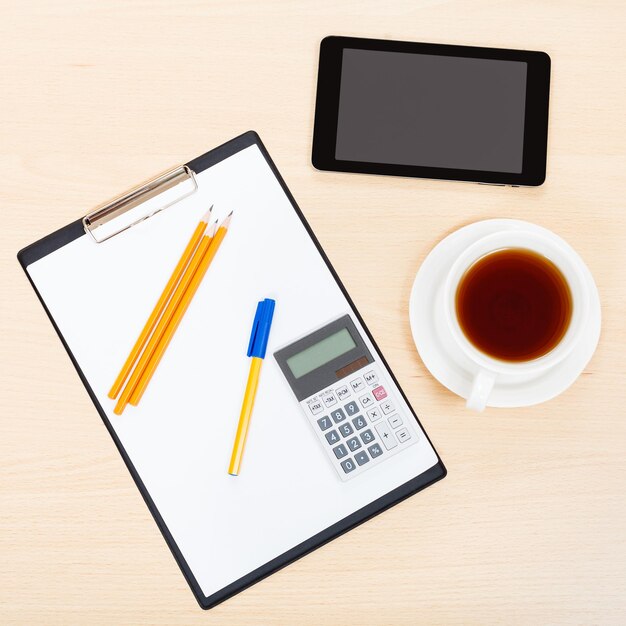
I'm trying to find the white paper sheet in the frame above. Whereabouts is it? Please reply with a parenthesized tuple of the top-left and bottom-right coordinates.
(27, 144, 438, 598)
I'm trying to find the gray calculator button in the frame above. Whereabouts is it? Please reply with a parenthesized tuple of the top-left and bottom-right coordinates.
(333, 444, 348, 459)
(346, 436, 362, 452)
(360, 429, 375, 444)
(368, 443, 383, 458)
(344, 401, 359, 416)
(317, 416, 332, 431)
(388, 414, 403, 429)
(339, 422, 354, 437)
(355, 450, 370, 466)
(363, 370, 378, 385)
(351, 415, 367, 430)
(341, 458, 356, 474)
(325, 430, 340, 445)
(396, 427, 411, 444)
(330, 408, 346, 423)
(367, 407, 382, 422)
(375, 422, 398, 450)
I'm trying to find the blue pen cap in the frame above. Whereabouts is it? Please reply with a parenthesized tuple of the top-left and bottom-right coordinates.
(246, 298, 276, 359)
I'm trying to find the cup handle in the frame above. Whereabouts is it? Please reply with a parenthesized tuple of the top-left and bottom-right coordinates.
(466, 368, 496, 412)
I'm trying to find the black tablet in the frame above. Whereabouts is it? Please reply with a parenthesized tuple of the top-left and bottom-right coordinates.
(312, 36, 551, 186)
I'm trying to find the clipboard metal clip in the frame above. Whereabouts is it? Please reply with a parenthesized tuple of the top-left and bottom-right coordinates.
(82, 165, 198, 243)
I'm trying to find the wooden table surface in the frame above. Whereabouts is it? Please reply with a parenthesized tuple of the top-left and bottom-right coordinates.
(1, 1, 625, 624)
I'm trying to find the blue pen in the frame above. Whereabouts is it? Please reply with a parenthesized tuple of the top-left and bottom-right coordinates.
(228, 299, 276, 476)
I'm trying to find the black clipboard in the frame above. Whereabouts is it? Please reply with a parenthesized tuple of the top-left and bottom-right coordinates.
(18, 131, 446, 610)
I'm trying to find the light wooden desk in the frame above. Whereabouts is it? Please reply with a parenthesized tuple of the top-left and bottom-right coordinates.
(1, 1, 625, 624)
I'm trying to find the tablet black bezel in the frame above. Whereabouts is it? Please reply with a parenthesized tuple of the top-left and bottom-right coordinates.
(312, 36, 550, 186)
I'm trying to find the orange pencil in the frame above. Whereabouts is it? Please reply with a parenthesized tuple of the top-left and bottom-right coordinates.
(128, 212, 232, 406)
(113, 219, 219, 415)
(108, 208, 212, 400)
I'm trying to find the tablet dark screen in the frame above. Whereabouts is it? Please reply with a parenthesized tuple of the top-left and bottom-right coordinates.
(335, 49, 528, 173)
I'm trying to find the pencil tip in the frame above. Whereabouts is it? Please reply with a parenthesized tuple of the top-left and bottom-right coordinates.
(221, 212, 233, 228)
(208, 221, 218, 236)
(201, 206, 213, 222)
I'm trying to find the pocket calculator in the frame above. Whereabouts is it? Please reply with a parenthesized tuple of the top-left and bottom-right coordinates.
(274, 315, 418, 481)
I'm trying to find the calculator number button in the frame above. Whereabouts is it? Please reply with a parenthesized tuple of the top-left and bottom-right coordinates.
(325, 430, 341, 445)
(368, 443, 384, 458)
(330, 408, 346, 423)
(317, 416, 332, 431)
(381, 400, 395, 415)
(336, 385, 351, 401)
(350, 377, 365, 392)
(322, 392, 337, 407)
(338, 423, 354, 438)
(333, 444, 348, 459)
(344, 401, 359, 416)
(351, 415, 367, 430)
(396, 428, 411, 444)
(359, 394, 374, 408)
(367, 408, 382, 422)
(346, 436, 362, 452)
(341, 458, 356, 474)
(355, 451, 370, 466)
(308, 399, 324, 415)
(375, 423, 398, 450)
(363, 370, 378, 385)
(360, 429, 375, 445)
(372, 386, 387, 401)
(388, 414, 403, 429)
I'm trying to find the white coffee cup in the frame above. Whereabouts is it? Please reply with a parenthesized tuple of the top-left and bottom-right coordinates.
(443, 229, 590, 411)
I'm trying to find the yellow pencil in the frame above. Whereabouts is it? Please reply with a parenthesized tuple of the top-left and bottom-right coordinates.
(113, 219, 219, 415)
(228, 298, 276, 476)
(128, 212, 233, 407)
(108, 208, 212, 400)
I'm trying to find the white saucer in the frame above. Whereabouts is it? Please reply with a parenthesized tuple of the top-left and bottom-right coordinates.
(409, 219, 601, 408)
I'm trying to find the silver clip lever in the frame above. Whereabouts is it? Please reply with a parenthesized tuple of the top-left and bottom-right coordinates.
(82, 165, 198, 243)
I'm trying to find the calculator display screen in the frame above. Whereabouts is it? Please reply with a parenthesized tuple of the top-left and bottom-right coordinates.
(286, 328, 356, 379)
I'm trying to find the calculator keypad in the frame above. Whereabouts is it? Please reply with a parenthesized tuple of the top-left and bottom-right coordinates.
(301, 363, 418, 480)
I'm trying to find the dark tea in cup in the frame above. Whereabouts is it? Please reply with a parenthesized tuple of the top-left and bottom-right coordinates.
(455, 248, 573, 362)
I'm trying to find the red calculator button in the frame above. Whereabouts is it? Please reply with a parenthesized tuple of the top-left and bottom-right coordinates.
(372, 386, 387, 401)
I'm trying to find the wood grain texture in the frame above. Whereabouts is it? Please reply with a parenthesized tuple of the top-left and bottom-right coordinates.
(1, 1, 625, 623)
